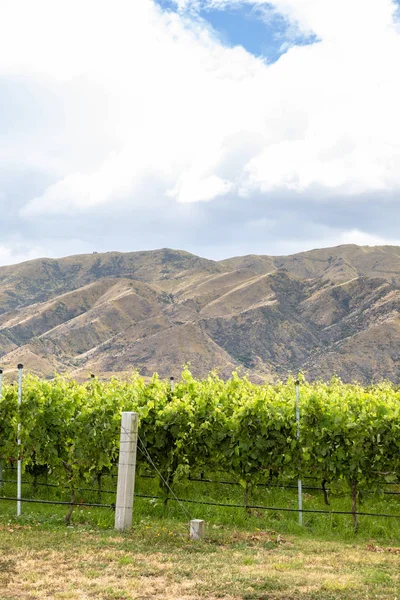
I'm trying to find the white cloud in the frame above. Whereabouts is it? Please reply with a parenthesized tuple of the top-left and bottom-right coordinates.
(0, 0, 399, 224)
(168, 174, 232, 203)
(198, 228, 400, 260)
(0, 238, 100, 267)
(256, 0, 397, 41)
(189, 0, 398, 40)
(334, 229, 400, 247)
(0, 243, 44, 267)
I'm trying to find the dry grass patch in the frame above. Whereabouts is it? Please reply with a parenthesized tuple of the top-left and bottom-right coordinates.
(0, 526, 399, 599)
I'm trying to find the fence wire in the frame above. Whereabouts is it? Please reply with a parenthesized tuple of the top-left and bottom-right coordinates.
(1, 493, 400, 521)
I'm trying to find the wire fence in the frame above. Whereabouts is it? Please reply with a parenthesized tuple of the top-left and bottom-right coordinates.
(4, 474, 400, 497)
(1, 423, 400, 525)
(1, 492, 400, 521)
(0, 496, 112, 508)
(2, 466, 400, 492)
(1, 469, 400, 522)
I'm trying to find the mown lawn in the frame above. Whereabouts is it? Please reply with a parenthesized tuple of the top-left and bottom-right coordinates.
(1, 521, 399, 600)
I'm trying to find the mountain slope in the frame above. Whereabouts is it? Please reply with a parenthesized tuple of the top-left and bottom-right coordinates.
(0, 245, 398, 383)
(220, 245, 400, 285)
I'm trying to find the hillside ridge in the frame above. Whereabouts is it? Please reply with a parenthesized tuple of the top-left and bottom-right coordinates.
(0, 244, 399, 383)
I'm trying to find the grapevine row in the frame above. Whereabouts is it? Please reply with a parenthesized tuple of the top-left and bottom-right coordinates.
(1, 369, 399, 525)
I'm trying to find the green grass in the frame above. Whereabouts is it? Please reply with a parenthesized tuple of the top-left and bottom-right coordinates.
(1, 468, 400, 541)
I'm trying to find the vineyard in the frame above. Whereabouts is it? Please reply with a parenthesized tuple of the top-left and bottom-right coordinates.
(1, 370, 400, 529)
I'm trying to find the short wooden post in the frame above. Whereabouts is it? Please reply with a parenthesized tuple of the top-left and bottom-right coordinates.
(115, 412, 138, 531)
(190, 519, 205, 540)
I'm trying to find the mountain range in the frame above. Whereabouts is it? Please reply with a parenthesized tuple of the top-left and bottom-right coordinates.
(0, 244, 399, 384)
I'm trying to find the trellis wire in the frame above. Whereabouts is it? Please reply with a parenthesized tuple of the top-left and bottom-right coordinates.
(2, 475, 400, 496)
(1, 494, 399, 520)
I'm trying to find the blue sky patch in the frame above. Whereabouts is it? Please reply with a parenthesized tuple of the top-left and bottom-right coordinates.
(155, 0, 318, 62)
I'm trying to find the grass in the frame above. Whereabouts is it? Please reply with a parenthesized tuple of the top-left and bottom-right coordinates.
(1, 470, 400, 598)
(0, 521, 400, 599)
(2, 468, 400, 540)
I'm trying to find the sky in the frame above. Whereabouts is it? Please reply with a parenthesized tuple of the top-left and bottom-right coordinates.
(0, 0, 400, 266)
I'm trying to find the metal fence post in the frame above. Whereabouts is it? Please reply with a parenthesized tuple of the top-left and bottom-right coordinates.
(295, 379, 303, 526)
(17, 364, 23, 517)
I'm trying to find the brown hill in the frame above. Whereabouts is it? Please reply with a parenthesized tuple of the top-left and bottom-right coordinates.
(0, 245, 398, 383)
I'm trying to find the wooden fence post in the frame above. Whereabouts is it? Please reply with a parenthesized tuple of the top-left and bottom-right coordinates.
(115, 412, 138, 531)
